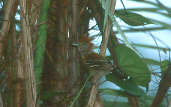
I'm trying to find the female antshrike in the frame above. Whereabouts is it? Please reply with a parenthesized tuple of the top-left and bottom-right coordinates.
(76, 35, 113, 79)
(73, 35, 113, 107)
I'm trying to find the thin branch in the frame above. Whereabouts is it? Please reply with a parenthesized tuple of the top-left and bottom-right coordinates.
(127, 96, 139, 107)
(87, 0, 116, 107)
(169, 98, 171, 107)
(0, 0, 17, 58)
(0, 93, 3, 107)
(151, 64, 171, 107)
(0, 1, 17, 106)
(108, 32, 140, 107)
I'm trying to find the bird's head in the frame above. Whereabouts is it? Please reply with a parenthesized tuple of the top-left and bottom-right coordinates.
(72, 35, 94, 57)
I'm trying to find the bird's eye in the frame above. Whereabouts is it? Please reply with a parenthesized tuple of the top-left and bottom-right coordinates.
(72, 42, 80, 47)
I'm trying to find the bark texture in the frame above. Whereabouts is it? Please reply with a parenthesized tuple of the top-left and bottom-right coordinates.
(19, 0, 37, 106)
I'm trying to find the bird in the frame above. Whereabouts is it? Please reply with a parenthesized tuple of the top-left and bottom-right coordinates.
(74, 35, 113, 73)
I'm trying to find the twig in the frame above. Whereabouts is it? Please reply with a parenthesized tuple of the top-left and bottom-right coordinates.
(0, 0, 17, 58)
(86, 0, 116, 107)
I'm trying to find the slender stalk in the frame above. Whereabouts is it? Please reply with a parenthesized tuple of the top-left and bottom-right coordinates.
(34, 0, 50, 88)
(0, 0, 17, 106)
(87, 0, 116, 107)
(0, 93, 3, 107)
(0, 0, 17, 59)
(151, 64, 171, 107)
(69, 73, 93, 107)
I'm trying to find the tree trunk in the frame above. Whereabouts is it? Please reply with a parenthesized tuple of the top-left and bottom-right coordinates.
(41, 0, 82, 106)
(19, 0, 37, 106)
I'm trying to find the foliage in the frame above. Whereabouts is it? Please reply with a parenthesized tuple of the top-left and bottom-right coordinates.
(34, 0, 50, 89)
(114, 44, 151, 87)
(115, 10, 153, 26)
(106, 73, 145, 96)
(0, 0, 171, 107)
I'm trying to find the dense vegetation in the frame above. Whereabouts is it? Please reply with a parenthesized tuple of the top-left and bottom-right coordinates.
(0, 0, 171, 107)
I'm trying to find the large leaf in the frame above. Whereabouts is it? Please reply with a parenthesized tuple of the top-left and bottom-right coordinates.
(106, 73, 145, 96)
(115, 44, 151, 87)
(115, 10, 153, 26)
(99, 88, 127, 97)
(143, 58, 161, 65)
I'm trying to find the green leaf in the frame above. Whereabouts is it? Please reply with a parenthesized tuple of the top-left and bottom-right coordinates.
(103, 101, 130, 107)
(106, 73, 145, 96)
(143, 58, 161, 65)
(99, 88, 127, 97)
(115, 44, 151, 87)
(115, 10, 153, 26)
